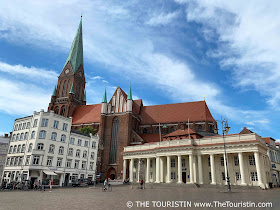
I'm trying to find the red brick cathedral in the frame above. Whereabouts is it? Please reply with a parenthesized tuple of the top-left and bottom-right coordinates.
(48, 18, 217, 180)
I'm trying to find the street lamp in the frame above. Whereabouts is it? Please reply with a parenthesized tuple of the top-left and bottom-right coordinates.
(215, 116, 231, 192)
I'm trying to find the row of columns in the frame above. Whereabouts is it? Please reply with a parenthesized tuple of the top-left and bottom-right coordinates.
(123, 152, 265, 188)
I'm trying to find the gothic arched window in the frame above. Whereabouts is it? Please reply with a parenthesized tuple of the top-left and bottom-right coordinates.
(143, 128, 148, 134)
(62, 80, 67, 97)
(54, 106, 59, 114)
(60, 106, 66, 116)
(110, 117, 119, 164)
(197, 125, 203, 132)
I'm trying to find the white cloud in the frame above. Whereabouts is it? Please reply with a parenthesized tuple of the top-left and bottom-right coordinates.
(91, 76, 103, 80)
(146, 10, 180, 26)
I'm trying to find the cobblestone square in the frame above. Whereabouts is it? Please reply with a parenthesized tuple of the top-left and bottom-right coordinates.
(0, 185, 279, 210)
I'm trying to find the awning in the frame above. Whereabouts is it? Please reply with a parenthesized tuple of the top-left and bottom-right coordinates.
(43, 170, 57, 176)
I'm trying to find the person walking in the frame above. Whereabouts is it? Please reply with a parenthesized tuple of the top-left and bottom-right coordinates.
(49, 179, 53, 192)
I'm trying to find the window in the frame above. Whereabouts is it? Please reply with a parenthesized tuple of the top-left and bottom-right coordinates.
(150, 172, 153, 179)
(14, 124, 18, 131)
(110, 117, 119, 164)
(6, 158, 10, 166)
(222, 172, 225, 181)
(74, 160, 79, 169)
(41, 118, 48, 127)
(33, 119, 38, 127)
(171, 159, 175, 167)
(18, 157, 23, 165)
(17, 145, 21, 153)
(21, 144, 25, 153)
(16, 134, 20, 141)
(143, 128, 148, 134)
(171, 172, 176, 180)
(76, 149, 80, 157)
(26, 122, 30, 129)
(28, 143, 33, 152)
(66, 159, 72, 168)
(47, 157, 53, 166)
(24, 132, 28, 140)
(150, 160, 153, 168)
(61, 134, 66, 143)
(70, 137, 75, 144)
(51, 132, 57, 141)
(92, 141, 96, 149)
(39, 130, 46, 139)
(33, 155, 40, 165)
(14, 157, 18, 166)
(31, 131, 36, 139)
(13, 145, 17, 153)
(90, 162, 94, 170)
(236, 172, 241, 181)
(82, 161, 86, 169)
(90, 152, 95, 159)
(54, 107, 59, 114)
(209, 172, 212, 181)
(182, 159, 186, 168)
(62, 123, 68, 131)
(84, 141, 89, 147)
(20, 133, 24, 140)
(49, 144, 55, 153)
(18, 124, 22, 130)
(220, 157, 224, 166)
(58, 146, 64, 155)
(197, 125, 203, 131)
(12, 134, 16, 141)
(10, 158, 14, 166)
(53, 120, 59, 129)
(57, 158, 62, 167)
(9, 146, 13, 154)
(22, 122, 26, 129)
(83, 150, 87, 158)
(208, 157, 211, 166)
(234, 156, 239, 166)
(249, 155, 255, 166)
(25, 156, 30, 165)
(68, 148, 73, 156)
(251, 172, 258, 181)
(77, 139, 82, 146)
(37, 143, 44, 150)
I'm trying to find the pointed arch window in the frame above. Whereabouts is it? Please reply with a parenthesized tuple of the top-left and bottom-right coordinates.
(60, 106, 66, 116)
(54, 106, 59, 114)
(110, 117, 119, 164)
(62, 80, 67, 97)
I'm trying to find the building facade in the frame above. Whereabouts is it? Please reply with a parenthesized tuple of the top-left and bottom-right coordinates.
(0, 134, 10, 184)
(122, 133, 271, 189)
(2, 109, 99, 186)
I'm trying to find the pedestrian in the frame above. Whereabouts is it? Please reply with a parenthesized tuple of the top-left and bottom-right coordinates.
(38, 180, 41, 191)
(49, 179, 53, 192)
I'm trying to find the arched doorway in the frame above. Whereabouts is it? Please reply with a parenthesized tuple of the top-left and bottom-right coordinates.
(107, 167, 117, 180)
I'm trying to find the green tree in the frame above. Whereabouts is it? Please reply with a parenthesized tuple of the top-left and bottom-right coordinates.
(78, 126, 97, 135)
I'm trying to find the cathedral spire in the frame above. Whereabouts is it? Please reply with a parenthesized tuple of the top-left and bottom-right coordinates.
(52, 85, 57, 96)
(102, 89, 107, 103)
(63, 17, 83, 74)
(127, 84, 132, 100)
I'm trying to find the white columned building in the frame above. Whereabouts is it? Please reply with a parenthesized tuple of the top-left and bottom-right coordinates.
(122, 133, 271, 189)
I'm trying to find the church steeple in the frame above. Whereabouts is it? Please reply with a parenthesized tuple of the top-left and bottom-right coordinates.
(48, 17, 86, 117)
(63, 17, 83, 74)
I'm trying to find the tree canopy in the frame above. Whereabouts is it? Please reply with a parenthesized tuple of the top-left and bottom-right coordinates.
(78, 126, 97, 135)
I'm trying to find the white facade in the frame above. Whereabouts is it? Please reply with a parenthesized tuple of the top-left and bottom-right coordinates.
(123, 133, 271, 189)
(266, 138, 280, 187)
(2, 109, 99, 186)
(0, 136, 9, 183)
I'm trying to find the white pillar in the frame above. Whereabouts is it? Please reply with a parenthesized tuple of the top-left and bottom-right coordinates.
(177, 155, 182, 184)
(146, 158, 150, 183)
(129, 159, 134, 182)
(198, 155, 203, 184)
(155, 156, 160, 183)
(238, 152, 246, 185)
(223, 153, 228, 185)
(254, 152, 265, 189)
(166, 156, 171, 183)
(210, 154, 216, 184)
(160, 157, 164, 183)
(189, 154, 194, 184)
(123, 159, 127, 181)
(193, 156, 197, 183)
(137, 159, 141, 182)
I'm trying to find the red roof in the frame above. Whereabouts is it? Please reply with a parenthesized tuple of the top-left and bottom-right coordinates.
(72, 104, 101, 124)
(164, 128, 197, 137)
(263, 137, 275, 145)
(276, 142, 279, 146)
(139, 134, 163, 143)
(140, 101, 215, 124)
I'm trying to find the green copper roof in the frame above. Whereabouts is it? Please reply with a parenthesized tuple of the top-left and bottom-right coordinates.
(83, 90, 86, 101)
(52, 85, 57, 96)
(63, 17, 83, 74)
(127, 85, 132, 100)
(102, 89, 107, 103)
(69, 83, 74, 94)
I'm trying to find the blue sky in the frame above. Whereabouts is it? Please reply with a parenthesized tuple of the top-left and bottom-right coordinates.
(0, 0, 279, 141)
